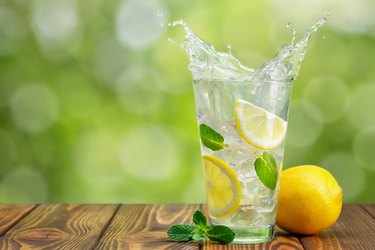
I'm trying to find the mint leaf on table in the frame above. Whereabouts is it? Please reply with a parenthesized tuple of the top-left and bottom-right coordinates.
(193, 210, 207, 227)
(167, 224, 195, 242)
(254, 152, 278, 190)
(206, 225, 235, 244)
(199, 124, 228, 151)
(167, 210, 235, 244)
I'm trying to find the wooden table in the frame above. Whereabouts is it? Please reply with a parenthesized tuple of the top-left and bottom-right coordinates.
(0, 204, 374, 249)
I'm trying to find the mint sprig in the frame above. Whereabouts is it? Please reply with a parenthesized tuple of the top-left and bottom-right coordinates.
(254, 152, 278, 190)
(199, 124, 228, 151)
(167, 210, 235, 244)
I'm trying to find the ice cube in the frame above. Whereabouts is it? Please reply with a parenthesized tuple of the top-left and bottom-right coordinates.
(213, 141, 254, 168)
(234, 158, 257, 183)
(254, 185, 277, 213)
(213, 146, 240, 167)
(230, 204, 263, 227)
(219, 123, 242, 144)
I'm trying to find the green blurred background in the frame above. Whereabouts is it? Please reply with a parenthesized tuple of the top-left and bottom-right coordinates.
(0, 0, 374, 204)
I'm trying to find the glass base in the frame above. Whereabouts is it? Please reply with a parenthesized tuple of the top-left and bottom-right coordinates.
(231, 224, 275, 244)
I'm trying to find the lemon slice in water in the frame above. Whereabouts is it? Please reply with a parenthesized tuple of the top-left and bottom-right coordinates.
(234, 99, 287, 150)
(203, 155, 241, 217)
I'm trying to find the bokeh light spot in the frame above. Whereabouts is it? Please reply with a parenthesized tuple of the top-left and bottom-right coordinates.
(353, 127, 375, 172)
(75, 130, 125, 194)
(1, 167, 48, 203)
(115, 0, 167, 49)
(320, 152, 365, 201)
(348, 83, 375, 130)
(116, 66, 164, 116)
(10, 84, 59, 134)
(329, 0, 375, 34)
(222, 3, 272, 57)
(303, 76, 349, 123)
(286, 100, 323, 147)
(120, 125, 179, 181)
(32, 0, 79, 44)
(94, 37, 129, 85)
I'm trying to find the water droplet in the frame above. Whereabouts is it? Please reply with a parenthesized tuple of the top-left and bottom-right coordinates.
(286, 21, 296, 45)
(157, 12, 165, 26)
(226, 44, 232, 55)
(323, 9, 331, 19)
(115, 0, 168, 49)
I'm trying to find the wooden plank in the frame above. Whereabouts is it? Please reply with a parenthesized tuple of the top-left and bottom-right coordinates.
(95, 204, 201, 250)
(0, 205, 36, 237)
(299, 205, 375, 250)
(0, 204, 118, 249)
(362, 204, 375, 219)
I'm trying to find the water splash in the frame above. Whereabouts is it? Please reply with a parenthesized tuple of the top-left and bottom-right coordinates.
(168, 20, 254, 81)
(169, 13, 328, 83)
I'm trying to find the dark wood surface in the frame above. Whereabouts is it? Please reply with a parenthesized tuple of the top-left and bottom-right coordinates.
(0, 204, 373, 249)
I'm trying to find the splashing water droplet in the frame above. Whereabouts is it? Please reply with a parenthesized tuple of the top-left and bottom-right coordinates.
(323, 9, 331, 19)
(157, 12, 165, 26)
(226, 44, 234, 57)
(286, 22, 296, 45)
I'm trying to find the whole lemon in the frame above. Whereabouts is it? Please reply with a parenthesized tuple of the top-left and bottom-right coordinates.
(276, 165, 343, 235)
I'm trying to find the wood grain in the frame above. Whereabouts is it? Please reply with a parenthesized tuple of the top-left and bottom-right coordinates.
(95, 204, 201, 250)
(0, 205, 36, 237)
(362, 204, 375, 219)
(0, 204, 118, 250)
(299, 205, 375, 250)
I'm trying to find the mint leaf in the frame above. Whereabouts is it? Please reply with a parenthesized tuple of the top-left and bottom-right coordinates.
(199, 124, 228, 151)
(167, 224, 195, 242)
(193, 210, 207, 227)
(206, 225, 235, 244)
(254, 152, 278, 190)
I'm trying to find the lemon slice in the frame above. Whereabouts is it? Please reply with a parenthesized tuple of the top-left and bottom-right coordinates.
(234, 99, 287, 150)
(203, 155, 241, 217)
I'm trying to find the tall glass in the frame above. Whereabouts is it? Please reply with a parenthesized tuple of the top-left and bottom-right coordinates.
(193, 79, 292, 243)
